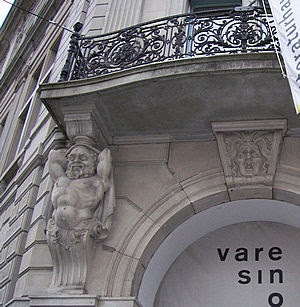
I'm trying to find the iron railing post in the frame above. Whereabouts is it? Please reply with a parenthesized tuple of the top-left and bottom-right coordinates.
(59, 22, 83, 82)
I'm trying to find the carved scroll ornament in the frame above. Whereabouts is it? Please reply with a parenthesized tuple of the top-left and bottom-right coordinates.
(46, 136, 115, 293)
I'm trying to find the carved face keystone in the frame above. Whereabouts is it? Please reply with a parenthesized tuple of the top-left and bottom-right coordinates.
(236, 142, 262, 177)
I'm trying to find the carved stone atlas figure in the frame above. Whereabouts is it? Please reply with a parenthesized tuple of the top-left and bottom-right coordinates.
(46, 137, 115, 293)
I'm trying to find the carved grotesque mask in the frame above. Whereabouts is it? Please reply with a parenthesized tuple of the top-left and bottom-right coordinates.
(66, 146, 96, 179)
(236, 141, 263, 177)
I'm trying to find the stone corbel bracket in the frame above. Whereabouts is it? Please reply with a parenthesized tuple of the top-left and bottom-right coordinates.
(61, 102, 108, 146)
(212, 120, 287, 200)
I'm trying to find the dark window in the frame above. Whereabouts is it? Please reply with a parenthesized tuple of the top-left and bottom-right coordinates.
(0, 115, 7, 140)
(190, 0, 242, 12)
(257, 0, 270, 9)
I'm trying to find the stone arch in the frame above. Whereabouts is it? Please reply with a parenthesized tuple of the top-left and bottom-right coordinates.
(103, 178, 300, 306)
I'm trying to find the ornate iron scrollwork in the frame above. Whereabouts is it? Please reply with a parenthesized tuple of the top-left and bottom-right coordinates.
(63, 8, 278, 80)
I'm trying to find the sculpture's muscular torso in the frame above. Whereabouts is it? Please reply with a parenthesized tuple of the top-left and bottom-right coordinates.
(49, 145, 112, 230)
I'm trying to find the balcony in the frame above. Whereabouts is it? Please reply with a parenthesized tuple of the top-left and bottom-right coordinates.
(60, 7, 279, 81)
(40, 7, 298, 146)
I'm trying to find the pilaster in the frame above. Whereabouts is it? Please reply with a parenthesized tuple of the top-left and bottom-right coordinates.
(103, 0, 143, 33)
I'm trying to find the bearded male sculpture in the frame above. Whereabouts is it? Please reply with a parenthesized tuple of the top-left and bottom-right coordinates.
(46, 136, 115, 293)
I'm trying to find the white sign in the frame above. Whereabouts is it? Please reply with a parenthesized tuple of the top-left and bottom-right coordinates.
(268, 0, 300, 113)
(155, 222, 300, 306)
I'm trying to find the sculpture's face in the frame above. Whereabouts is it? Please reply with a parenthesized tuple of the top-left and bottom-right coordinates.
(236, 142, 262, 177)
(66, 146, 96, 179)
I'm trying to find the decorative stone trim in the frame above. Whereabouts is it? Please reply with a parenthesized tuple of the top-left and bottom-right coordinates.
(212, 120, 287, 199)
(29, 295, 141, 307)
(29, 295, 100, 306)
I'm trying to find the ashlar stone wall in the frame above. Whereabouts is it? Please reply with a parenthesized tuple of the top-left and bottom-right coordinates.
(1, 130, 300, 306)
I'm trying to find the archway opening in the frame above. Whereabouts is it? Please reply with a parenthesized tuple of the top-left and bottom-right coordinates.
(138, 199, 300, 307)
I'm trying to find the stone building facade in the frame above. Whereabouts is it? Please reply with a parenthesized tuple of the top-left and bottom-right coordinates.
(0, 0, 299, 306)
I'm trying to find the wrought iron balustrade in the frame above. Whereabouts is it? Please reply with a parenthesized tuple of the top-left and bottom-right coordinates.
(59, 7, 279, 81)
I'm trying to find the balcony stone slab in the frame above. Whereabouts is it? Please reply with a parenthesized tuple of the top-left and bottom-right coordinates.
(39, 53, 296, 145)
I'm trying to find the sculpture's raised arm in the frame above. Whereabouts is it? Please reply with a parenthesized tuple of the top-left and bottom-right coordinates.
(49, 149, 67, 182)
(97, 148, 112, 190)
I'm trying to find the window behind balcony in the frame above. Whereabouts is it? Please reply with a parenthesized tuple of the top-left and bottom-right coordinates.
(190, 0, 242, 12)
(258, 0, 270, 7)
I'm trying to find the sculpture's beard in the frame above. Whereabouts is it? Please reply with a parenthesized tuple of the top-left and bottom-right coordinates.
(66, 163, 95, 179)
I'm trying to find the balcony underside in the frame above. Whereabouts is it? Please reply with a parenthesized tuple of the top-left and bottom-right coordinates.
(40, 53, 297, 145)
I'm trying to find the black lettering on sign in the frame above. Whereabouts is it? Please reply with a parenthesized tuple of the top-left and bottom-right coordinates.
(258, 270, 262, 284)
(217, 248, 229, 261)
(270, 269, 283, 284)
(238, 270, 251, 284)
(235, 248, 248, 261)
(217, 246, 284, 306)
(268, 292, 284, 307)
(255, 247, 263, 261)
(269, 247, 283, 261)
